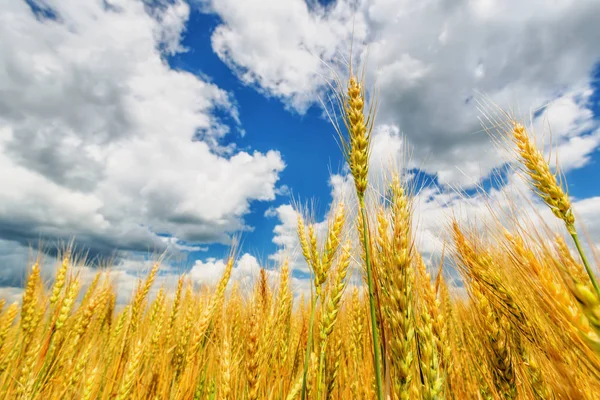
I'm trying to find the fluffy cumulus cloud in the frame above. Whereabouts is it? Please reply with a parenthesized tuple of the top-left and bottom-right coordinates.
(190, 252, 311, 297)
(265, 204, 308, 273)
(366, 0, 600, 185)
(570, 196, 600, 251)
(264, 184, 365, 285)
(200, 0, 368, 112)
(528, 87, 600, 172)
(0, 0, 285, 278)
(202, 0, 600, 186)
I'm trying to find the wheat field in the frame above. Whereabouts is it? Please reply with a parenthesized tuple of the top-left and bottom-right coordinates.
(1, 69, 599, 400)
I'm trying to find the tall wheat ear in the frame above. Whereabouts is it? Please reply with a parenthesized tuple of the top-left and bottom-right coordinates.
(326, 59, 384, 400)
(373, 175, 415, 400)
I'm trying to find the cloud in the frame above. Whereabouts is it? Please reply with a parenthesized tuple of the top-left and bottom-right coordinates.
(528, 87, 600, 172)
(190, 252, 261, 288)
(570, 196, 600, 251)
(202, 0, 600, 185)
(189, 252, 311, 297)
(0, 287, 23, 305)
(265, 183, 365, 290)
(0, 240, 41, 287)
(266, 204, 307, 273)
(201, 0, 367, 112)
(2, 246, 313, 306)
(3, 0, 599, 297)
(0, 240, 185, 305)
(365, 0, 600, 185)
(0, 0, 285, 264)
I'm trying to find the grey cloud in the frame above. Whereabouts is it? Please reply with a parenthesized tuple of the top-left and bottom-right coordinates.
(0, 0, 285, 275)
(369, 0, 600, 182)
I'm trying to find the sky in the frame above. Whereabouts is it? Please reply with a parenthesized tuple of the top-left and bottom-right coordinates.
(0, 0, 600, 301)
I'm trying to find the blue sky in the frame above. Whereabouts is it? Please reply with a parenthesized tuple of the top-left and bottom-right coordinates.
(1, 0, 600, 299)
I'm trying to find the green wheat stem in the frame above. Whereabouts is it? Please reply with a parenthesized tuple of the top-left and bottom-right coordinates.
(317, 345, 326, 400)
(359, 197, 384, 400)
(301, 294, 319, 400)
(570, 231, 600, 299)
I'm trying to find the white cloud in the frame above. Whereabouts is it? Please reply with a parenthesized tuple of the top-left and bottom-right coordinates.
(0, 287, 23, 305)
(203, 0, 600, 185)
(190, 252, 262, 290)
(570, 196, 600, 250)
(202, 0, 368, 112)
(527, 87, 600, 172)
(266, 204, 307, 273)
(265, 183, 364, 288)
(189, 252, 312, 297)
(0, 0, 285, 264)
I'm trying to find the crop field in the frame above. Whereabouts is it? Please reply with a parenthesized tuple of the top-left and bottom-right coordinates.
(0, 70, 599, 400)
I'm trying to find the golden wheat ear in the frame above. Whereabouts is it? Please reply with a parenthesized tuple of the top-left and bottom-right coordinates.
(510, 120, 600, 299)
(329, 67, 385, 400)
(480, 100, 600, 300)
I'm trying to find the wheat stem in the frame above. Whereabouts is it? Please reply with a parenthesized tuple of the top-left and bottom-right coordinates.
(571, 232, 600, 299)
(301, 295, 319, 400)
(360, 199, 384, 400)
